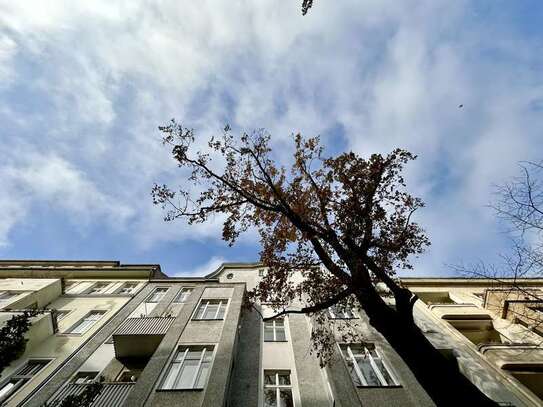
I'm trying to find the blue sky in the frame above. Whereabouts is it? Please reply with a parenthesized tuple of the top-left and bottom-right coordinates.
(0, 1, 542, 277)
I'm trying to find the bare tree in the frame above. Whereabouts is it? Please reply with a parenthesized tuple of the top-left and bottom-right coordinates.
(152, 121, 498, 406)
(454, 161, 543, 337)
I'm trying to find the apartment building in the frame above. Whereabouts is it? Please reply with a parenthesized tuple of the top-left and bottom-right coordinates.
(0, 260, 159, 406)
(1, 261, 542, 406)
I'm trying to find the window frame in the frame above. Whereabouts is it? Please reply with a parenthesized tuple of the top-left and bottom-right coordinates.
(0, 359, 52, 403)
(159, 344, 216, 390)
(263, 318, 287, 342)
(192, 299, 228, 321)
(84, 282, 111, 295)
(0, 291, 18, 301)
(65, 310, 106, 335)
(146, 287, 169, 303)
(328, 305, 358, 320)
(173, 288, 193, 304)
(54, 310, 71, 322)
(339, 343, 399, 387)
(263, 370, 295, 407)
(115, 282, 139, 295)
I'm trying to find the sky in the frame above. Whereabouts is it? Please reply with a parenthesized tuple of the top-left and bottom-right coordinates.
(0, 1, 542, 277)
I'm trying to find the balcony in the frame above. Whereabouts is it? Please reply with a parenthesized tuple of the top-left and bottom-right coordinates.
(112, 317, 175, 359)
(48, 383, 134, 407)
(0, 310, 55, 349)
(428, 303, 492, 321)
(480, 344, 543, 400)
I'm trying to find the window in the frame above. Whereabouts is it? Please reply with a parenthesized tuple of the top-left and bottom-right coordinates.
(263, 370, 294, 407)
(0, 359, 50, 402)
(161, 345, 214, 389)
(72, 371, 98, 384)
(66, 311, 105, 334)
(146, 287, 169, 303)
(193, 299, 227, 320)
(86, 282, 110, 294)
(173, 288, 193, 303)
(259, 269, 265, 277)
(117, 282, 138, 295)
(328, 305, 358, 319)
(264, 318, 287, 342)
(339, 344, 398, 387)
(54, 310, 70, 321)
(64, 281, 81, 294)
(0, 291, 17, 301)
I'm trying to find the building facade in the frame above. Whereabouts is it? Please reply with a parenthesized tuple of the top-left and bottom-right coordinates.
(0, 260, 542, 406)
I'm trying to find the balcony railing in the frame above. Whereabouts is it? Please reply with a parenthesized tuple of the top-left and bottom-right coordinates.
(113, 317, 175, 336)
(48, 383, 134, 407)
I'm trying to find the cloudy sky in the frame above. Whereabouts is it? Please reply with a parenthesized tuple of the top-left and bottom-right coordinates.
(1, 1, 542, 277)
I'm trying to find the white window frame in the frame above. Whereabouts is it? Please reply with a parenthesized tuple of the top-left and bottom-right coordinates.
(0, 359, 52, 403)
(328, 305, 358, 319)
(263, 318, 287, 342)
(54, 310, 71, 322)
(160, 345, 215, 390)
(263, 370, 295, 407)
(0, 291, 17, 301)
(64, 281, 82, 294)
(85, 282, 111, 295)
(192, 299, 228, 320)
(146, 287, 169, 303)
(65, 310, 106, 334)
(173, 288, 193, 303)
(340, 344, 399, 387)
(116, 282, 138, 295)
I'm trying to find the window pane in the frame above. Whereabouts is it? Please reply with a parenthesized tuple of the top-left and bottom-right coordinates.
(195, 361, 210, 388)
(264, 373, 276, 385)
(374, 358, 395, 385)
(357, 356, 381, 386)
(216, 302, 226, 319)
(346, 361, 362, 386)
(279, 389, 294, 407)
(203, 303, 218, 319)
(275, 326, 286, 341)
(278, 373, 290, 385)
(264, 389, 277, 407)
(195, 303, 206, 319)
(175, 289, 192, 303)
(264, 325, 275, 341)
(176, 359, 199, 388)
(70, 319, 92, 334)
(162, 362, 182, 389)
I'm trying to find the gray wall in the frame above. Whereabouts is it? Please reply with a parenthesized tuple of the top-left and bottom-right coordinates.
(127, 283, 244, 407)
(226, 307, 261, 407)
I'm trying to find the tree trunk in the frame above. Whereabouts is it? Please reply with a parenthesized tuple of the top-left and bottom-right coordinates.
(356, 293, 499, 407)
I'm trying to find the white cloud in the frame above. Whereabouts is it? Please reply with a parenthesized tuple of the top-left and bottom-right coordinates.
(172, 256, 228, 277)
(0, 1, 541, 275)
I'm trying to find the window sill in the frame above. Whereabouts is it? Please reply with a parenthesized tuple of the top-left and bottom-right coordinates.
(156, 388, 204, 392)
(264, 340, 289, 343)
(191, 318, 224, 321)
(355, 385, 402, 389)
(62, 293, 132, 298)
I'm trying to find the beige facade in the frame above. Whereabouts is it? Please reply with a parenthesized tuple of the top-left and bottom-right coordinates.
(0, 260, 159, 406)
(404, 278, 543, 406)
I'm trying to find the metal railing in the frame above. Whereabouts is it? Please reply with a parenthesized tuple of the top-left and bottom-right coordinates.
(47, 382, 135, 407)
